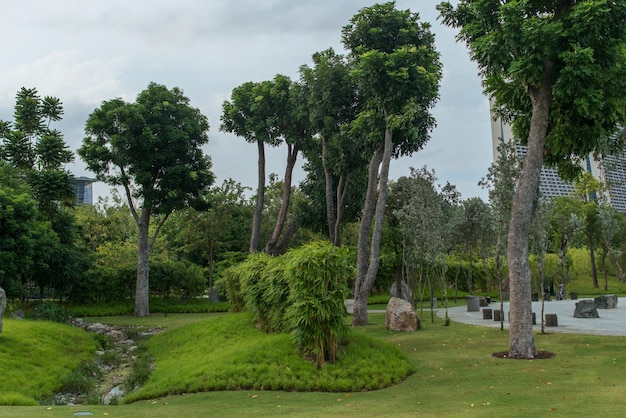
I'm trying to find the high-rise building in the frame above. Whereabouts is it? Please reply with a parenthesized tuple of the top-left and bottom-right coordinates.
(490, 113, 626, 212)
(74, 176, 95, 205)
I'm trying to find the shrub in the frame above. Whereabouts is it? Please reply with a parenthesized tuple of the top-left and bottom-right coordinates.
(59, 360, 101, 394)
(284, 241, 353, 369)
(34, 301, 69, 323)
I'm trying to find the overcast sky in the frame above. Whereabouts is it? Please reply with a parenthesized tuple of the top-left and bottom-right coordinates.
(1, 0, 492, 202)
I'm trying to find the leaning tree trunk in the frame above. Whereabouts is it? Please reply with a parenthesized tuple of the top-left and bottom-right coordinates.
(134, 212, 151, 317)
(334, 173, 350, 247)
(507, 62, 554, 359)
(249, 140, 266, 253)
(588, 233, 599, 288)
(322, 136, 337, 245)
(353, 128, 393, 326)
(264, 144, 298, 255)
(352, 146, 384, 326)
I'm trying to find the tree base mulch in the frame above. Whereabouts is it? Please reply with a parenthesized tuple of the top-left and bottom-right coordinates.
(492, 351, 556, 360)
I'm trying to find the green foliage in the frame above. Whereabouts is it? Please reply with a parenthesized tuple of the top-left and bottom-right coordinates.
(123, 348, 153, 392)
(0, 185, 39, 296)
(150, 259, 207, 298)
(0, 392, 39, 406)
(123, 312, 412, 403)
(63, 298, 229, 317)
(80, 82, 215, 316)
(59, 360, 101, 395)
(221, 241, 353, 367)
(284, 241, 353, 368)
(68, 241, 136, 303)
(34, 301, 69, 323)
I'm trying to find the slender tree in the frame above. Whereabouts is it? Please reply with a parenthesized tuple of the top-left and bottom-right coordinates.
(300, 49, 361, 245)
(343, 2, 442, 326)
(439, 0, 626, 358)
(80, 82, 214, 316)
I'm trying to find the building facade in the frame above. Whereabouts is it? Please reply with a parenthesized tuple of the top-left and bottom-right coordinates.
(74, 176, 95, 205)
(490, 114, 626, 212)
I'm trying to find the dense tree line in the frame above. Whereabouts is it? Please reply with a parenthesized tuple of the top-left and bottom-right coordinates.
(1, 2, 626, 362)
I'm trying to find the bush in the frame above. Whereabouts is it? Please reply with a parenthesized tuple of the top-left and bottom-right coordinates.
(284, 241, 353, 368)
(34, 301, 69, 323)
(59, 360, 101, 394)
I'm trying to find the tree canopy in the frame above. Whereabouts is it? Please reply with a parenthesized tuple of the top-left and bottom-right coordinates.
(439, 0, 626, 358)
(80, 82, 214, 316)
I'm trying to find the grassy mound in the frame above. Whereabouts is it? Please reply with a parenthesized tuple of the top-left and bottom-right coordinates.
(123, 313, 413, 403)
(0, 319, 97, 405)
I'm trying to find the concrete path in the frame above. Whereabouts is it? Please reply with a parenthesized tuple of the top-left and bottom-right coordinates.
(437, 297, 626, 336)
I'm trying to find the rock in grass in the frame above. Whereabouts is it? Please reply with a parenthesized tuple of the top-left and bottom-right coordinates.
(385, 297, 420, 332)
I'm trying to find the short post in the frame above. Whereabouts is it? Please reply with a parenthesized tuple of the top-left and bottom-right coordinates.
(482, 308, 493, 320)
(545, 313, 558, 327)
(493, 310, 504, 322)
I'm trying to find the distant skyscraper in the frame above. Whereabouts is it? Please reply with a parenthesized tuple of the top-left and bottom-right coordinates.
(74, 176, 95, 205)
(490, 112, 626, 212)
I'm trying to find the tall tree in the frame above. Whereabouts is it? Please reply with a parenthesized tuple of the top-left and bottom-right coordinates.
(393, 167, 452, 322)
(79, 82, 214, 316)
(573, 171, 605, 288)
(548, 196, 583, 292)
(343, 2, 442, 326)
(480, 141, 521, 324)
(263, 79, 312, 255)
(221, 75, 303, 255)
(597, 204, 626, 289)
(300, 49, 362, 246)
(439, 0, 626, 358)
(1, 88, 82, 298)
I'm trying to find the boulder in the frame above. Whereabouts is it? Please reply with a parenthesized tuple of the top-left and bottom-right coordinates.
(574, 299, 599, 318)
(385, 297, 420, 331)
(594, 294, 618, 309)
(389, 281, 413, 302)
(10, 310, 24, 320)
(0, 287, 5, 335)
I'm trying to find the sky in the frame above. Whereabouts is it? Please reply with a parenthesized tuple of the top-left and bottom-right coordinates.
(1, 0, 493, 202)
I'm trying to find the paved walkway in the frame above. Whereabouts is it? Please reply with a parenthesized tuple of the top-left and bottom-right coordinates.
(437, 297, 626, 336)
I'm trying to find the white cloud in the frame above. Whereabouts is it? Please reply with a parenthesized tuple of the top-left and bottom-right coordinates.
(0, 51, 128, 104)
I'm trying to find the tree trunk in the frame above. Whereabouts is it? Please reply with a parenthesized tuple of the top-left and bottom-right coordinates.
(353, 128, 393, 326)
(322, 136, 337, 245)
(507, 64, 553, 358)
(249, 140, 265, 253)
(588, 233, 599, 288)
(352, 146, 384, 326)
(334, 173, 350, 247)
(134, 212, 150, 317)
(265, 144, 298, 255)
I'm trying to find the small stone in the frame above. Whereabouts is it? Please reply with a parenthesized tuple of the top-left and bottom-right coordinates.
(87, 323, 110, 333)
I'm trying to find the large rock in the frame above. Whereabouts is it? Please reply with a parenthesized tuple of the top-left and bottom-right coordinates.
(594, 294, 618, 309)
(574, 299, 599, 318)
(389, 281, 413, 302)
(385, 297, 420, 331)
(0, 287, 5, 335)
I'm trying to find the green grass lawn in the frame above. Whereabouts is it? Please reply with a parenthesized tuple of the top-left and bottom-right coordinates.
(0, 319, 96, 406)
(2, 311, 626, 417)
